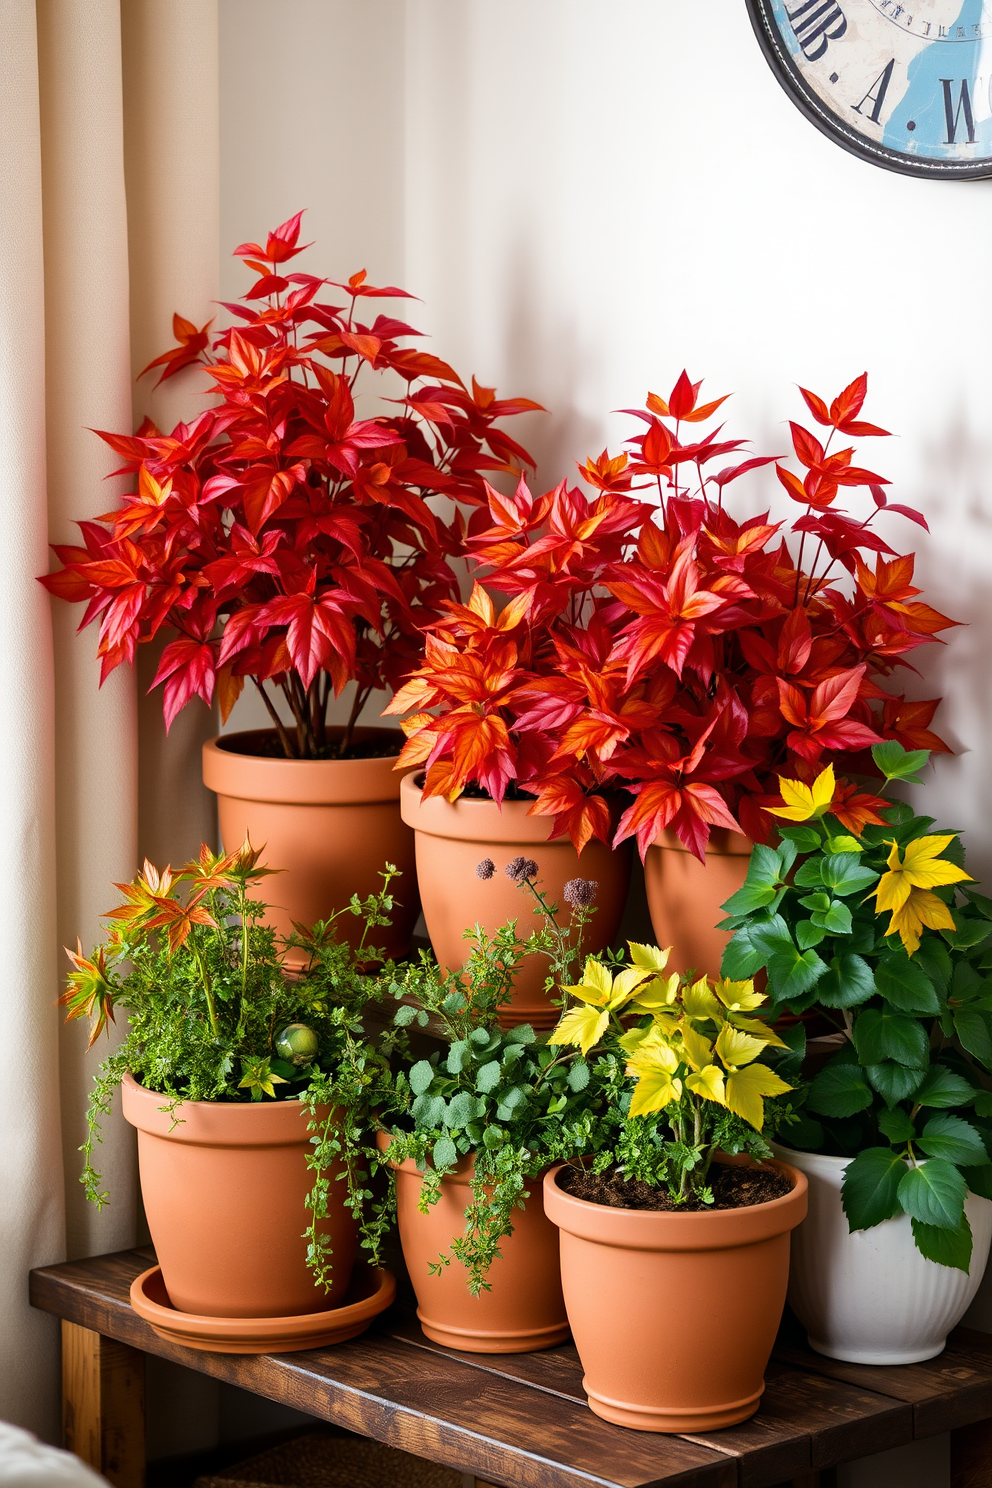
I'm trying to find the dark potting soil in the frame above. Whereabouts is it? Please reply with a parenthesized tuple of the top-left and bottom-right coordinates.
(456, 779, 537, 802)
(218, 731, 402, 762)
(557, 1163, 792, 1212)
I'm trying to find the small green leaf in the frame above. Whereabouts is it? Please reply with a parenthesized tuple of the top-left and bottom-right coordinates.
(918, 1114, 990, 1167)
(820, 854, 879, 897)
(411, 1093, 446, 1128)
(409, 1060, 435, 1097)
(866, 1061, 926, 1105)
(842, 1147, 905, 1230)
(721, 924, 766, 979)
(820, 900, 853, 935)
(875, 955, 941, 1015)
(504, 1024, 536, 1045)
(767, 946, 828, 1002)
(974, 1091, 992, 1118)
(446, 1091, 485, 1128)
(777, 825, 823, 850)
(808, 1061, 874, 1118)
(796, 920, 827, 950)
(567, 1060, 590, 1092)
(722, 883, 780, 916)
(744, 845, 785, 889)
(794, 859, 825, 888)
(446, 1041, 469, 1075)
(799, 892, 832, 913)
(915, 939, 952, 993)
(954, 1010, 992, 1069)
(816, 953, 875, 1009)
(912, 1215, 973, 1271)
(854, 1007, 929, 1068)
(872, 741, 930, 782)
(475, 1059, 501, 1094)
(878, 1107, 914, 1143)
(393, 1004, 417, 1027)
(433, 1135, 457, 1170)
(914, 1066, 976, 1109)
(898, 1159, 966, 1229)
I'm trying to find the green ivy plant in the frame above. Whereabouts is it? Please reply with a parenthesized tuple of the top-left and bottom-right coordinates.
(61, 842, 399, 1290)
(379, 861, 603, 1294)
(720, 742, 992, 1271)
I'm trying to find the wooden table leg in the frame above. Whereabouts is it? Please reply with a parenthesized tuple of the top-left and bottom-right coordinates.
(952, 1420, 992, 1488)
(62, 1320, 145, 1488)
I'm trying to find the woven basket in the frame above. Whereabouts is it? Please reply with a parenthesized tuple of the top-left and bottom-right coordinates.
(194, 1430, 462, 1488)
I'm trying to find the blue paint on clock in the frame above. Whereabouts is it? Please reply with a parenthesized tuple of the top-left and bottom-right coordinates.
(757, 0, 992, 176)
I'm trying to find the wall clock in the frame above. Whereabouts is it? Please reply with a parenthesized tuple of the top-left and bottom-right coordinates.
(746, 0, 992, 177)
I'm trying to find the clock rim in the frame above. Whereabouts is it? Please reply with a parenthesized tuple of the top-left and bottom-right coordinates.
(746, 0, 992, 180)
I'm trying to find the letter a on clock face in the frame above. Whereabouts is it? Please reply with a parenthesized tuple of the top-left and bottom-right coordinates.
(747, 0, 992, 175)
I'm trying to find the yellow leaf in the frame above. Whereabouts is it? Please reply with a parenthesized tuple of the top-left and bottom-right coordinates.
(767, 763, 835, 821)
(466, 583, 496, 625)
(884, 886, 957, 956)
(628, 943, 672, 972)
(566, 957, 613, 1003)
(628, 1069, 683, 1119)
(548, 1004, 609, 1055)
(680, 1023, 714, 1072)
(686, 1065, 726, 1105)
(630, 973, 680, 1011)
(715, 1024, 767, 1070)
(626, 1035, 680, 1078)
(617, 1024, 654, 1056)
(713, 977, 765, 1013)
(610, 964, 655, 1006)
(873, 836, 971, 920)
(728, 1014, 790, 1049)
(725, 1063, 792, 1130)
(682, 976, 722, 1021)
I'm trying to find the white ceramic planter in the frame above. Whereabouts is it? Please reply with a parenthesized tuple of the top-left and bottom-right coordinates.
(773, 1143, 992, 1364)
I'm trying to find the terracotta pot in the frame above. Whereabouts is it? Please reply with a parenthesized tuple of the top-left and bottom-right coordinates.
(381, 1134, 569, 1352)
(644, 827, 752, 979)
(122, 1074, 358, 1319)
(544, 1159, 808, 1432)
(202, 727, 419, 962)
(399, 772, 632, 1029)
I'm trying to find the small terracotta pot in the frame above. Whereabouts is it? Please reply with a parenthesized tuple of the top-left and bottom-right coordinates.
(202, 727, 419, 962)
(122, 1074, 357, 1319)
(544, 1159, 808, 1432)
(380, 1134, 569, 1352)
(399, 773, 632, 1029)
(644, 827, 752, 979)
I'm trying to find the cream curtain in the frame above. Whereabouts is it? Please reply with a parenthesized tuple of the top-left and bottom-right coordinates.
(0, 0, 218, 1440)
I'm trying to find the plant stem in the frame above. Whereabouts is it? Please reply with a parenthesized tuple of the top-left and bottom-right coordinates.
(253, 679, 296, 758)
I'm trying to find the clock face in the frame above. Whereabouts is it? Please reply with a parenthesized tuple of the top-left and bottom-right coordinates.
(747, 0, 992, 176)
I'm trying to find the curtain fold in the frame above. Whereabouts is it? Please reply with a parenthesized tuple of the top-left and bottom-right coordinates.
(0, 0, 220, 1437)
(0, 0, 65, 1444)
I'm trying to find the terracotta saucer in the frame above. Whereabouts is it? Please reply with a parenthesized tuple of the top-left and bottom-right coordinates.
(130, 1263, 396, 1353)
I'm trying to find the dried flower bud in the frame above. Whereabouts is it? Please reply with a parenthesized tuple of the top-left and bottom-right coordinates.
(563, 878, 598, 909)
(505, 856, 539, 883)
(475, 858, 496, 880)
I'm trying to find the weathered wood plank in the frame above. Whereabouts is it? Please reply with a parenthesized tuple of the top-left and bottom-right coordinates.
(384, 1310, 913, 1487)
(34, 1252, 733, 1488)
(951, 1418, 992, 1488)
(774, 1323, 992, 1438)
(62, 1320, 145, 1488)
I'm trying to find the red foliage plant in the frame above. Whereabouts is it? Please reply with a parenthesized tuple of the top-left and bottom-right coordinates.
(39, 213, 541, 759)
(388, 371, 958, 859)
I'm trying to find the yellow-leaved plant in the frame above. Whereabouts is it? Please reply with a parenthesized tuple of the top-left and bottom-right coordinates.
(548, 944, 793, 1204)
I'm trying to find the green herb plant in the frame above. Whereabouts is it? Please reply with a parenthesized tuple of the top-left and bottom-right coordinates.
(379, 860, 604, 1294)
(720, 742, 992, 1271)
(61, 841, 399, 1289)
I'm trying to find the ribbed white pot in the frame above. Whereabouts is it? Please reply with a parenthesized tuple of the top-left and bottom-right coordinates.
(773, 1143, 992, 1364)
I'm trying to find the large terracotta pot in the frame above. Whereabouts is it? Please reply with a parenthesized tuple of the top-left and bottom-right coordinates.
(644, 827, 752, 979)
(122, 1074, 357, 1318)
(544, 1159, 807, 1432)
(774, 1143, 992, 1364)
(202, 727, 419, 962)
(381, 1135, 569, 1352)
(399, 772, 632, 1029)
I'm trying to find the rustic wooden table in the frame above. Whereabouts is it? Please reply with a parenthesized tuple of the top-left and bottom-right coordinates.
(29, 1248, 992, 1488)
